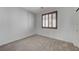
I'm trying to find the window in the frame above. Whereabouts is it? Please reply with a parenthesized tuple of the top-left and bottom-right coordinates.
(42, 11, 57, 29)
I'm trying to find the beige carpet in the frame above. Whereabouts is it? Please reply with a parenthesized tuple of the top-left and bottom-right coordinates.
(0, 35, 79, 51)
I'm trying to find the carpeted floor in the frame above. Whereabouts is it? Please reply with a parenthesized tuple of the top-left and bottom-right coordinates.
(0, 35, 79, 51)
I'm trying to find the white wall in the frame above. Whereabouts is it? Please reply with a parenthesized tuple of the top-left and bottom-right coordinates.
(0, 7, 79, 47)
(0, 7, 36, 45)
(36, 7, 79, 47)
(72, 9, 79, 47)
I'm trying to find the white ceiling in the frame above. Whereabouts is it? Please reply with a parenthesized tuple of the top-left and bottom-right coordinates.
(23, 7, 59, 14)
(23, 7, 41, 14)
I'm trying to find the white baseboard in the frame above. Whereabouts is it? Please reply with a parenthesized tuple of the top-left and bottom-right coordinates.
(73, 42, 79, 48)
(37, 33, 79, 48)
(0, 33, 79, 48)
(37, 33, 72, 43)
(0, 34, 35, 46)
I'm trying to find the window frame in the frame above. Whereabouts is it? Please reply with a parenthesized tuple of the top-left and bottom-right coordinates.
(42, 11, 58, 29)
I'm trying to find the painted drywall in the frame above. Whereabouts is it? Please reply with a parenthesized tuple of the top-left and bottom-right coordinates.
(0, 7, 79, 48)
(72, 9, 79, 47)
(0, 7, 35, 45)
(36, 7, 79, 47)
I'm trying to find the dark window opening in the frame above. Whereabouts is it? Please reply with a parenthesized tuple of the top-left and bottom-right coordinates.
(42, 11, 57, 29)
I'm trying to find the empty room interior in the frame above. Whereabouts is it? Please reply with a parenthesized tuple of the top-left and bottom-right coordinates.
(0, 7, 79, 51)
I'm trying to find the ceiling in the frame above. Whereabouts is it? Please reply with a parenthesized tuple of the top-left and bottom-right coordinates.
(23, 7, 59, 14)
(23, 7, 41, 14)
(23, 7, 78, 14)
